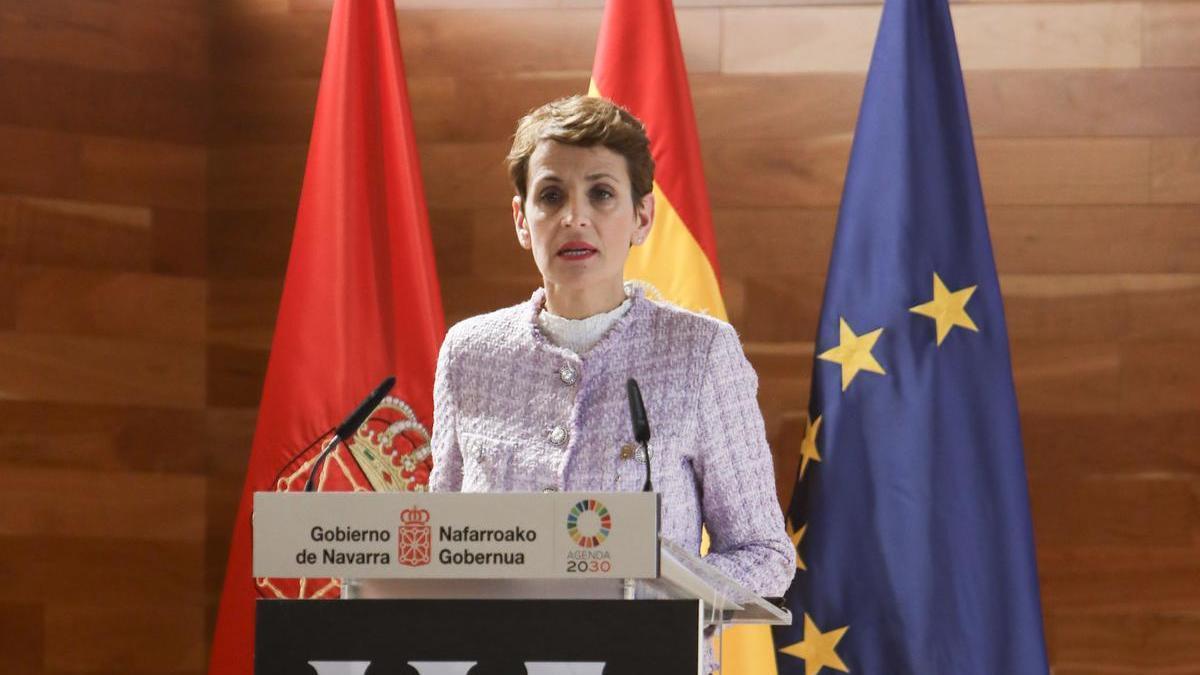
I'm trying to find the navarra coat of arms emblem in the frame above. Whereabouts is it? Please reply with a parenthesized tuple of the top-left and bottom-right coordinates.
(397, 506, 431, 566)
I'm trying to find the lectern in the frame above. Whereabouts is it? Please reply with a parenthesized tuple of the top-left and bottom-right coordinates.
(253, 491, 790, 674)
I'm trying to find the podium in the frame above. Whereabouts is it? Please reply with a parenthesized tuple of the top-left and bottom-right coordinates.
(253, 491, 791, 674)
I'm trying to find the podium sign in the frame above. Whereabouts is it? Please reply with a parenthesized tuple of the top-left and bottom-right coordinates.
(253, 492, 659, 579)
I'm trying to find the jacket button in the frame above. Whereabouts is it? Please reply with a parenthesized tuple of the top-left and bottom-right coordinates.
(620, 443, 637, 460)
(548, 425, 569, 446)
(558, 364, 578, 385)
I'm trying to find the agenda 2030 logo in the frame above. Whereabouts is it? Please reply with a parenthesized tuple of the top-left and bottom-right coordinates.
(565, 499, 614, 573)
(566, 499, 611, 548)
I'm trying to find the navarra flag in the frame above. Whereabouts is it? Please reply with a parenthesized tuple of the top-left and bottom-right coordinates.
(592, 1, 783, 673)
(207, 0, 445, 672)
(591, 0, 726, 321)
(774, 0, 1049, 672)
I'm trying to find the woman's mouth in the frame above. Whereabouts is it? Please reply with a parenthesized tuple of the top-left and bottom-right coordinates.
(557, 242, 598, 260)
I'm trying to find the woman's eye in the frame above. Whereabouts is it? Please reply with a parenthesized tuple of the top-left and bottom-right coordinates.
(539, 189, 562, 204)
(590, 187, 615, 200)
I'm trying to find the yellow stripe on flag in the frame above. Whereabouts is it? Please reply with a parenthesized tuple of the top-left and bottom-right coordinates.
(592, 81, 775, 675)
(626, 184, 727, 321)
(588, 80, 727, 321)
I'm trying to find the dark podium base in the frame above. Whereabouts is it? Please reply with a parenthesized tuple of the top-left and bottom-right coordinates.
(256, 598, 701, 675)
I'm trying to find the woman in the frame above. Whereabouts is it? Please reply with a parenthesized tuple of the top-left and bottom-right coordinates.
(429, 95, 795, 600)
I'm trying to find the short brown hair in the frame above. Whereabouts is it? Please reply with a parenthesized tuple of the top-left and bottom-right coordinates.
(507, 95, 655, 206)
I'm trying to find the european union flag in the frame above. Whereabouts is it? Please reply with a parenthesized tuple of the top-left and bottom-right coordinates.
(772, 0, 1050, 672)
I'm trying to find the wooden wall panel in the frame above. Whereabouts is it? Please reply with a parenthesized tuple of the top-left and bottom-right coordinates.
(989, 205, 1200, 273)
(1012, 341, 1122, 414)
(0, 127, 206, 210)
(205, 343, 269, 408)
(1000, 274, 1200, 340)
(420, 141, 516, 209)
(705, 137, 1173, 208)
(1143, 2, 1200, 67)
(966, 69, 1200, 138)
(1030, 476, 1196, 547)
(978, 138, 1151, 204)
(0, 1, 208, 77)
(952, 2, 1142, 70)
(704, 137, 851, 207)
(206, 210, 294, 279)
(1048, 610, 1200, 674)
(207, 278, 284, 350)
(0, 60, 208, 144)
(79, 138, 207, 210)
(0, 604, 44, 675)
(152, 208, 208, 277)
(0, 3, 210, 674)
(8, 267, 205, 342)
(1, 537, 206, 606)
(409, 75, 588, 143)
(208, 145, 305, 210)
(714, 208, 837, 275)
(1152, 137, 1200, 202)
(0, 466, 205, 541)
(1023, 411, 1200, 476)
(212, 7, 719, 79)
(723, 6, 881, 74)
(0, 333, 205, 409)
(693, 68, 1200, 141)
(0, 402, 212, 474)
(0, 196, 153, 272)
(44, 605, 206, 672)
(722, 3, 1143, 74)
(1120, 340, 1200, 412)
(1039, 548, 1200, 611)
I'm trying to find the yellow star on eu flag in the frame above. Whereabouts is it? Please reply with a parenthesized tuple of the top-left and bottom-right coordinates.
(818, 318, 886, 391)
(799, 414, 822, 481)
(779, 613, 850, 675)
(909, 272, 979, 346)
(786, 517, 807, 571)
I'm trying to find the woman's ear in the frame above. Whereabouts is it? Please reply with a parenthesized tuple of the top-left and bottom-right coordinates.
(632, 191, 655, 245)
(512, 195, 531, 250)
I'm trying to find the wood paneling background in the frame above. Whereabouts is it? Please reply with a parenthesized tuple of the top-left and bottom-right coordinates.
(0, 0, 1196, 672)
(0, 1, 211, 673)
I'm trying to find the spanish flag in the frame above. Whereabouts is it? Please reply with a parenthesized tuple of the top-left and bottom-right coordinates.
(591, 2, 775, 673)
(591, 0, 726, 321)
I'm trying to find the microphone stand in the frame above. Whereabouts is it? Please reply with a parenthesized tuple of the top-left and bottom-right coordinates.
(624, 378, 654, 602)
(303, 435, 345, 493)
(303, 376, 396, 492)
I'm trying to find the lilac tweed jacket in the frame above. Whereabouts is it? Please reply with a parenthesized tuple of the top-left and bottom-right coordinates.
(429, 286, 796, 597)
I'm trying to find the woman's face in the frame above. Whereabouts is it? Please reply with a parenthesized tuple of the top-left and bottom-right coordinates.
(513, 141, 653, 295)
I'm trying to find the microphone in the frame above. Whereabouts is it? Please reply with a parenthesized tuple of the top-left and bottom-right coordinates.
(304, 376, 396, 492)
(626, 378, 653, 492)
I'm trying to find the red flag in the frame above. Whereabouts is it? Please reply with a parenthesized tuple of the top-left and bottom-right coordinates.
(207, 0, 444, 672)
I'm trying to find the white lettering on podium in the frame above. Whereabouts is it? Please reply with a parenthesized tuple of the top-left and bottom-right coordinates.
(307, 662, 371, 675)
(307, 661, 605, 674)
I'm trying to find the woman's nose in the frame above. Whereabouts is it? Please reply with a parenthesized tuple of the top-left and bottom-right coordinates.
(560, 199, 590, 228)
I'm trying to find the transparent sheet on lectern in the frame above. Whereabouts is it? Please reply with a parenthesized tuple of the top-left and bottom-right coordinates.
(347, 535, 790, 627)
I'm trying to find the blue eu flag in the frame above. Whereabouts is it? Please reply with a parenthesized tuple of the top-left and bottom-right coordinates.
(772, 0, 1050, 672)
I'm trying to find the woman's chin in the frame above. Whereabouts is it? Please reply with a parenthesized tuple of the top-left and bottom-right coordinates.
(542, 267, 621, 292)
